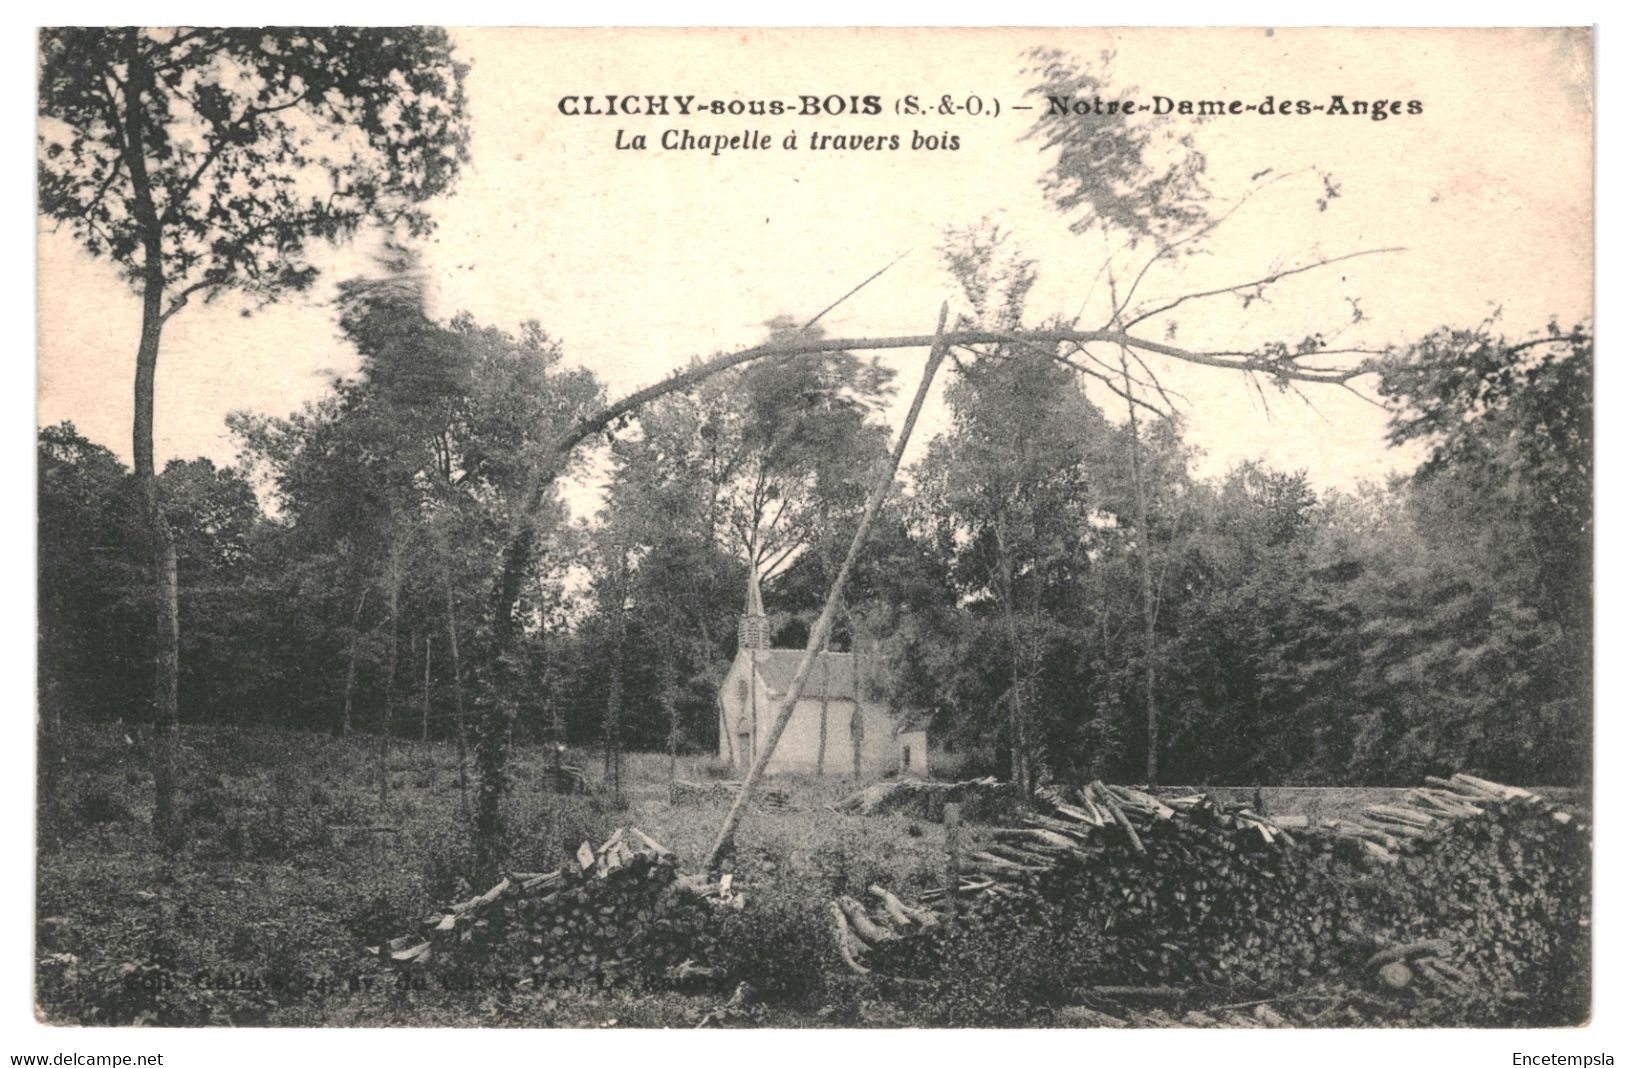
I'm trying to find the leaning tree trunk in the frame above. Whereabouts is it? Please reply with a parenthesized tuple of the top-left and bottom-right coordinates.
(705, 305, 950, 870)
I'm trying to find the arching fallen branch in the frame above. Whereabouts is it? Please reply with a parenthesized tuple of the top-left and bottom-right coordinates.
(475, 251, 1396, 864)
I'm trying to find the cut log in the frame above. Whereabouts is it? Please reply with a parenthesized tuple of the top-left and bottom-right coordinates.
(1089, 781, 1146, 856)
(1022, 828, 1084, 850)
(828, 903, 870, 975)
(1453, 773, 1534, 801)
(1110, 785, 1176, 819)
(1023, 814, 1095, 840)
(838, 896, 899, 944)
(1424, 774, 1491, 800)
(1366, 939, 1452, 968)
(1408, 789, 1483, 817)
(869, 885, 927, 928)
(1366, 817, 1429, 840)
(390, 941, 433, 964)
(447, 876, 513, 917)
(1328, 821, 1401, 849)
(1364, 804, 1435, 826)
(965, 859, 1043, 879)
(627, 827, 673, 857)
(1414, 957, 1466, 995)
(1377, 961, 1413, 989)
(1053, 801, 1104, 827)
(984, 843, 1062, 867)
(1361, 840, 1398, 865)
(1079, 795, 1111, 825)
(1423, 958, 1470, 983)
(1254, 1004, 1290, 1027)
(1159, 794, 1204, 808)
(668, 959, 722, 982)
(1090, 985, 1185, 999)
(1057, 1005, 1128, 1028)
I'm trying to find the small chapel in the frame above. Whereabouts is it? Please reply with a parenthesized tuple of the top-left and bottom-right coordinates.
(717, 568, 928, 777)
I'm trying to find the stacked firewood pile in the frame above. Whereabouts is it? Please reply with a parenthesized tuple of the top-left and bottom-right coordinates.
(833, 775, 1023, 821)
(841, 774, 1588, 1026)
(672, 779, 791, 810)
(371, 827, 744, 987)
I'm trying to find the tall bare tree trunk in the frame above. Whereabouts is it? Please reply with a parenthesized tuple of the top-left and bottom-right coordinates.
(119, 30, 182, 854)
(603, 550, 627, 801)
(850, 639, 865, 781)
(422, 634, 432, 743)
(661, 639, 679, 805)
(706, 305, 950, 870)
(443, 573, 470, 818)
(1120, 355, 1160, 785)
(994, 521, 1030, 796)
(816, 649, 830, 775)
(341, 586, 369, 737)
(379, 547, 401, 811)
(719, 696, 735, 768)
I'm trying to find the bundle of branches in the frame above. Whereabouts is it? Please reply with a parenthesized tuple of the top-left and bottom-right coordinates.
(833, 776, 1022, 821)
(845, 775, 1587, 1025)
(545, 762, 592, 795)
(673, 780, 790, 810)
(370, 827, 744, 989)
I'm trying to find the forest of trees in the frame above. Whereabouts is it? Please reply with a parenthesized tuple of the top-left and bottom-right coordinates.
(38, 280, 1593, 789)
(35, 32, 1592, 882)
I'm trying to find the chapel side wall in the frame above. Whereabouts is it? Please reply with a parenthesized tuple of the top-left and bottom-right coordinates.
(718, 657, 746, 766)
(858, 702, 901, 775)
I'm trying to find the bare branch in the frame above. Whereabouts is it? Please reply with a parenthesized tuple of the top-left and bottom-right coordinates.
(1054, 352, 1170, 423)
(1108, 167, 1312, 324)
(161, 277, 220, 322)
(1122, 247, 1405, 330)
(799, 249, 911, 334)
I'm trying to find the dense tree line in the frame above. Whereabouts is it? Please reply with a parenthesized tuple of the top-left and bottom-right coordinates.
(38, 293, 1592, 788)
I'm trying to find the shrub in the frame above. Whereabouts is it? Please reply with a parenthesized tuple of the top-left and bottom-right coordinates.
(712, 888, 839, 1007)
(74, 789, 132, 828)
(920, 912, 1104, 1025)
(697, 756, 734, 781)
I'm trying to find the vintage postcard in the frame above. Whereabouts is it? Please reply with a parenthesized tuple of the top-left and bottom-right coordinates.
(31, 25, 1594, 1048)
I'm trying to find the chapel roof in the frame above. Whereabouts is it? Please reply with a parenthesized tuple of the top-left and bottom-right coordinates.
(748, 648, 861, 699)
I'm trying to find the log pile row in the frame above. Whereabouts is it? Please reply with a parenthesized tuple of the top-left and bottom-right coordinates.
(672, 779, 791, 810)
(833, 775, 1023, 821)
(371, 826, 743, 987)
(1306, 773, 1563, 866)
(837, 774, 1587, 1025)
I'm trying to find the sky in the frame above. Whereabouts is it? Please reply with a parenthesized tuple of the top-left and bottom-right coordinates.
(36, 27, 1594, 514)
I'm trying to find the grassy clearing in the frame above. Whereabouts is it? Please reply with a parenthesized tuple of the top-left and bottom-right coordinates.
(35, 723, 980, 1026)
(38, 723, 1583, 1027)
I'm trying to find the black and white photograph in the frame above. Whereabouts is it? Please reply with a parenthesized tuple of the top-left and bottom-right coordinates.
(23, 22, 1599, 1050)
